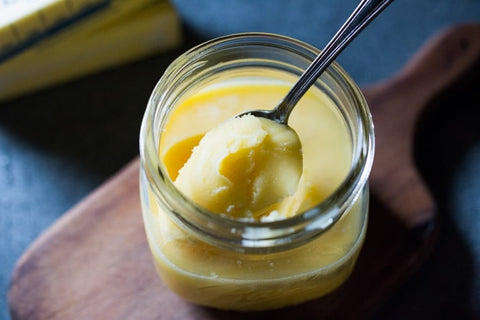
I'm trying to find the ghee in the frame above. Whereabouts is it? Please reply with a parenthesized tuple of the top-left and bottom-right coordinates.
(139, 33, 374, 311)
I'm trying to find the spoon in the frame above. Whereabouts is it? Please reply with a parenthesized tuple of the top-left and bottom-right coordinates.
(238, 0, 393, 124)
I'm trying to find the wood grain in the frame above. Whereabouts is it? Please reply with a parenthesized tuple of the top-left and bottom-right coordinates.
(365, 23, 480, 229)
(8, 24, 480, 320)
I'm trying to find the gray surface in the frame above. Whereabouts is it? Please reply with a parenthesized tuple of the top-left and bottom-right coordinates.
(1, 0, 480, 319)
(172, 0, 480, 86)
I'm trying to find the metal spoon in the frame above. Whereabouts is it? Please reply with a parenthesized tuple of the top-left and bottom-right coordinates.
(238, 0, 393, 124)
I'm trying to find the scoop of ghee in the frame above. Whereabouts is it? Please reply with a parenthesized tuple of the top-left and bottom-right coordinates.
(174, 114, 303, 219)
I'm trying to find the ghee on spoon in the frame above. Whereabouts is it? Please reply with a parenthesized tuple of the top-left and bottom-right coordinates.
(174, 0, 393, 220)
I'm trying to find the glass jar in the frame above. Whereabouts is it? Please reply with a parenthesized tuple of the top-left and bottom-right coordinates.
(139, 33, 374, 311)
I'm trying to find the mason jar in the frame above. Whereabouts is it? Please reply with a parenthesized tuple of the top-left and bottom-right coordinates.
(139, 33, 374, 311)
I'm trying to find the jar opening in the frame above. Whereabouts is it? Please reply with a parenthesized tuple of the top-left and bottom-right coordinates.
(140, 33, 374, 253)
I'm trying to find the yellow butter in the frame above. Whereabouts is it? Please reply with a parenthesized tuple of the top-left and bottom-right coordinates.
(174, 114, 303, 219)
(142, 80, 366, 310)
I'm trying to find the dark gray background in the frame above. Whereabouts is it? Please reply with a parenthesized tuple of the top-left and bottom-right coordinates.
(1, 0, 480, 318)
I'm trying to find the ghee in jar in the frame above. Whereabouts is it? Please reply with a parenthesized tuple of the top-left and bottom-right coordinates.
(139, 33, 374, 311)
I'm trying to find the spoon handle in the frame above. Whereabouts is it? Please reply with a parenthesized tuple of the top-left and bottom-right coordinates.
(275, 0, 394, 124)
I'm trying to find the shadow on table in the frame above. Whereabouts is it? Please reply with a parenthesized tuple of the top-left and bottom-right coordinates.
(372, 59, 480, 319)
(0, 26, 206, 180)
(0, 49, 181, 180)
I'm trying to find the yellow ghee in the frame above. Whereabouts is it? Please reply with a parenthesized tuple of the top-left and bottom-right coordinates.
(141, 78, 368, 310)
(172, 114, 303, 220)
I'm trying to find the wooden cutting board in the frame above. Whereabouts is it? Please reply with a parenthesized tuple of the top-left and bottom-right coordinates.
(8, 24, 480, 320)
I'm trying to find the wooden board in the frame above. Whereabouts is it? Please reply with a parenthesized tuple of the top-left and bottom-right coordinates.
(8, 24, 480, 320)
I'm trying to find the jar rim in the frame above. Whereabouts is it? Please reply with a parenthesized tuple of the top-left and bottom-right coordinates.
(140, 32, 375, 253)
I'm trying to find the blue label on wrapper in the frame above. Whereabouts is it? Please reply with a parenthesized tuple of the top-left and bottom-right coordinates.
(0, 0, 111, 63)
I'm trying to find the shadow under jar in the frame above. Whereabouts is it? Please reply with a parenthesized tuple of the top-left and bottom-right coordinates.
(139, 33, 374, 311)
